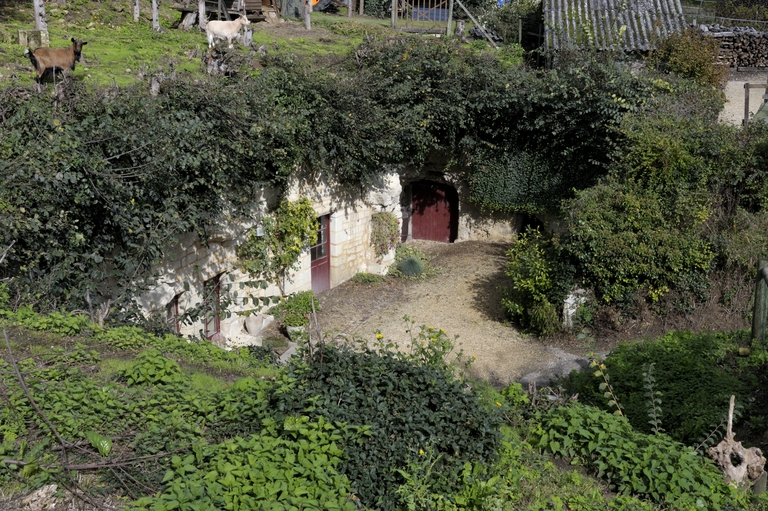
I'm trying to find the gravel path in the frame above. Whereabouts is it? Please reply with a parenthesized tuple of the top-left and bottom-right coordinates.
(720, 68, 768, 125)
(315, 240, 587, 388)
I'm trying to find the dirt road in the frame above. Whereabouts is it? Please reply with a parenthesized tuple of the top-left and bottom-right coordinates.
(314, 240, 587, 387)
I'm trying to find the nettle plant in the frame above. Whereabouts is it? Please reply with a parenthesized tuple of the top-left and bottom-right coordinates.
(370, 211, 400, 262)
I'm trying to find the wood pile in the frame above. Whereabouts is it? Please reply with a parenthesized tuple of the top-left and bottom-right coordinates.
(700, 24, 768, 68)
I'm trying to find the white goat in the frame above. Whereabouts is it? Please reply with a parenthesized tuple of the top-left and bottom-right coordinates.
(206, 15, 251, 49)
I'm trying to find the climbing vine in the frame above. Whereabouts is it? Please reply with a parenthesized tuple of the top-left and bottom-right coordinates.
(237, 198, 318, 288)
(370, 212, 400, 262)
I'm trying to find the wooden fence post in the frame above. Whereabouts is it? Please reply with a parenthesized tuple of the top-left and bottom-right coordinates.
(752, 258, 768, 344)
(304, 0, 311, 30)
(152, 0, 160, 30)
(199, 0, 207, 30)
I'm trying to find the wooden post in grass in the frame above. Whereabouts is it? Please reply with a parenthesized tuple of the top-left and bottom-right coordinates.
(199, 0, 207, 30)
(152, 0, 160, 30)
(752, 258, 768, 344)
(134, 0, 140, 22)
(303, 0, 311, 30)
(33, 0, 48, 30)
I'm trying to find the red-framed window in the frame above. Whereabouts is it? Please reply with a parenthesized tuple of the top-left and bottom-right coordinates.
(165, 294, 180, 334)
(204, 275, 221, 339)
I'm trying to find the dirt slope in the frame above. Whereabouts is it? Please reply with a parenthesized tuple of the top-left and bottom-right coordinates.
(314, 240, 577, 387)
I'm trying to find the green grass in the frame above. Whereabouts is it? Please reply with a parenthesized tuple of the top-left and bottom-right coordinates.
(0, 0, 485, 87)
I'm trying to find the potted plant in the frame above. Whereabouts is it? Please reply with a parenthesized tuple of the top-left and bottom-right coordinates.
(283, 311, 308, 340)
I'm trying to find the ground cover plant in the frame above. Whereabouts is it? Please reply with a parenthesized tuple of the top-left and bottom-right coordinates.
(558, 330, 768, 450)
(3, 307, 767, 510)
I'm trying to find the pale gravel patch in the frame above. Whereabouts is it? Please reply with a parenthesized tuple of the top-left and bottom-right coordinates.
(315, 240, 575, 388)
(719, 69, 768, 125)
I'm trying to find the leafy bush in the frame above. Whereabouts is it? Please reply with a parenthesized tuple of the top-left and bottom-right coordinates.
(269, 290, 319, 327)
(558, 330, 751, 446)
(370, 211, 400, 261)
(502, 227, 565, 336)
(533, 403, 747, 508)
(128, 417, 358, 511)
(647, 28, 729, 89)
(389, 244, 435, 279)
(469, 151, 562, 214)
(351, 272, 385, 284)
(397, 256, 424, 277)
(237, 198, 319, 286)
(481, 0, 541, 49)
(564, 180, 712, 308)
(278, 344, 503, 510)
(118, 349, 185, 387)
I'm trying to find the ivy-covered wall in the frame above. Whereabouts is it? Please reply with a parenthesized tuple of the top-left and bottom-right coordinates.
(138, 173, 403, 346)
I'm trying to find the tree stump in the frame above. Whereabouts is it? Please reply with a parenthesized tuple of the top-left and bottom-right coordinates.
(707, 395, 766, 490)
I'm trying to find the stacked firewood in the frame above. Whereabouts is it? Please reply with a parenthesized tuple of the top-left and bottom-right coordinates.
(699, 24, 768, 68)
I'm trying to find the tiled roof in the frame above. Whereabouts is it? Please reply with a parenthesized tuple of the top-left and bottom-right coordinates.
(543, 0, 687, 51)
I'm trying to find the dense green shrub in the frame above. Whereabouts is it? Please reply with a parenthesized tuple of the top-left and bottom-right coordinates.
(118, 349, 185, 387)
(269, 290, 319, 327)
(389, 244, 435, 279)
(128, 417, 358, 511)
(277, 344, 503, 510)
(564, 180, 713, 308)
(237, 198, 318, 286)
(351, 272, 386, 284)
(533, 403, 748, 509)
(715, 0, 768, 21)
(647, 28, 729, 89)
(1, 39, 690, 316)
(558, 330, 752, 446)
(468, 151, 562, 214)
(503, 227, 574, 336)
(481, 0, 541, 49)
(397, 256, 424, 277)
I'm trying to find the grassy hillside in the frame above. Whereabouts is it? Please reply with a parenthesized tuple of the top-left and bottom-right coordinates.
(0, 0, 417, 86)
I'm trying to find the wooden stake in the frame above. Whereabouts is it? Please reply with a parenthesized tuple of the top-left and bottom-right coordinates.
(752, 258, 768, 344)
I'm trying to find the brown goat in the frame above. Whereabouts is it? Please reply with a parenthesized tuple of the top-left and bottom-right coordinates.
(26, 38, 87, 84)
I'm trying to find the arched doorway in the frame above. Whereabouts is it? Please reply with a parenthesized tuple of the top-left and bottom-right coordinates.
(410, 180, 458, 243)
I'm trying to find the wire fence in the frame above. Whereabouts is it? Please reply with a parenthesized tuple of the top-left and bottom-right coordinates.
(683, 0, 768, 29)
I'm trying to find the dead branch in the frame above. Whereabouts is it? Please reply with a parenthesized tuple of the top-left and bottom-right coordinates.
(707, 395, 766, 487)
(0, 240, 15, 266)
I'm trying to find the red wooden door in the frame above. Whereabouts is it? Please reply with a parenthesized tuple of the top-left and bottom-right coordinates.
(310, 214, 331, 294)
(411, 181, 458, 242)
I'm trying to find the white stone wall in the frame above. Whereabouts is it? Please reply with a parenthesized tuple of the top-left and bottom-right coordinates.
(138, 172, 403, 347)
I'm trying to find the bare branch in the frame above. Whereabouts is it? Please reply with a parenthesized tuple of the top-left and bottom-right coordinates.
(0, 240, 15, 266)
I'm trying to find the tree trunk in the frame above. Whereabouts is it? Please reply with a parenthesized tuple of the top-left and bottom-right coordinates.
(198, 0, 207, 30)
(707, 396, 766, 488)
(134, 0, 140, 22)
(152, 0, 160, 30)
(33, 0, 48, 31)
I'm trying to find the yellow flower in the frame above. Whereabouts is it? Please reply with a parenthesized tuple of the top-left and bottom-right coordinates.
(376, 333, 383, 339)
(419, 449, 424, 456)
(495, 401, 502, 407)
(440, 329, 445, 333)
(428, 326, 434, 331)
(430, 337, 437, 342)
